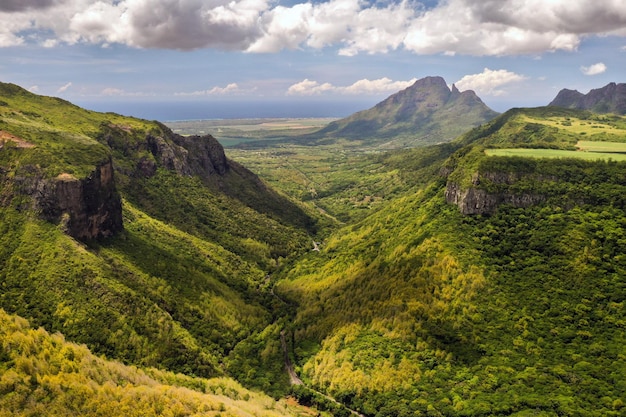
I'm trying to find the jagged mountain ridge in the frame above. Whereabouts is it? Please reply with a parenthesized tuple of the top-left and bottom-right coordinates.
(306, 76, 499, 148)
(549, 82, 626, 114)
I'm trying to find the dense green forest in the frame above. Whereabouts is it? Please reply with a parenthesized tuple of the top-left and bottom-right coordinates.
(0, 308, 315, 416)
(1, 83, 625, 416)
(0, 83, 314, 406)
(273, 107, 626, 416)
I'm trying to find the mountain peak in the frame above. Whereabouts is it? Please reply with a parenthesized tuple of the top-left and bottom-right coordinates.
(549, 82, 626, 114)
(409, 75, 448, 89)
(313, 76, 498, 148)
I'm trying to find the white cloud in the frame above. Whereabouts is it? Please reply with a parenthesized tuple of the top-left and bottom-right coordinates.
(175, 83, 253, 96)
(580, 62, 607, 75)
(56, 82, 72, 93)
(101, 87, 126, 96)
(100, 87, 155, 97)
(287, 77, 417, 96)
(28, 85, 40, 93)
(286, 79, 335, 95)
(0, 0, 625, 56)
(455, 68, 527, 96)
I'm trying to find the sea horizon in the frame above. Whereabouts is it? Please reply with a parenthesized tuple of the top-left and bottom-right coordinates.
(76, 99, 376, 122)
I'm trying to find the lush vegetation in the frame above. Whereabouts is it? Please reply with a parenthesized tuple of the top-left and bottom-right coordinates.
(2, 84, 626, 416)
(271, 107, 626, 416)
(484, 148, 626, 161)
(0, 308, 316, 417)
(0, 83, 315, 401)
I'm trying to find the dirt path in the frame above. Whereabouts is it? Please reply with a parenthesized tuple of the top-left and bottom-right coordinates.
(280, 330, 303, 385)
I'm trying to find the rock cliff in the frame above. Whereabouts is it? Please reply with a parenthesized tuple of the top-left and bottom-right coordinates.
(5, 158, 124, 240)
(100, 122, 229, 181)
(444, 171, 547, 215)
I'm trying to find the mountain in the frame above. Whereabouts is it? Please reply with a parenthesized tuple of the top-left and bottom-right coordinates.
(306, 76, 499, 149)
(0, 82, 317, 398)
(0, 308, 313, 417)
(3, 81, 626, 416)
(277, 106, 626, 416)
(549, 82, 626, 114)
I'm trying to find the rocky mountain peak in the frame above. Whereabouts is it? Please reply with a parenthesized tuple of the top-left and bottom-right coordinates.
(313, 76, 498, 148)
(549, 82, 626, 114)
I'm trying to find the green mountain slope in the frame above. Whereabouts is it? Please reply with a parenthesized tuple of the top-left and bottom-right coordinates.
(0, 308, 314, 417)
(300, 76, 498, 149)
(0, 82, 317, 396)
(276, 107, 626, 416)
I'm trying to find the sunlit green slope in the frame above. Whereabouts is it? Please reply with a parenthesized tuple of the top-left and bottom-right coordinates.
(0, 82, 317, 396)
(276, 107, 626, 416)
(0, 308, 314, 417)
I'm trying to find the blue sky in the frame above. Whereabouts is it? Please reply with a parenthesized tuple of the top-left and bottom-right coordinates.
(1, 0, 625, 119)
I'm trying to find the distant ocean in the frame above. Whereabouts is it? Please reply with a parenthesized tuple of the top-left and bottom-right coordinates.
(77, 99, 375, 122)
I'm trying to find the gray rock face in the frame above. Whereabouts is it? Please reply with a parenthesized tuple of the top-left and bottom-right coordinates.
(33, 159, 123, 240)
(445, 182, 545, 215)
(445, 171, 547, 215)
(145, 131, 228, 179)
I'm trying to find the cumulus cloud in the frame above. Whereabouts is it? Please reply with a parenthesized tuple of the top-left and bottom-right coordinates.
(100, 87, 154, 97)
(287, 77, 417, 95)
(286, 79, 335, 95)
(580, 62, 607, 75)
(455, 68, 527, 96)
(175, 83, 253, 96)
(56, 82, 72, 93)
(0, 0, 625, 56)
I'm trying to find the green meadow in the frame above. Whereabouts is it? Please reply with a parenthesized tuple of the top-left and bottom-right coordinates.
(485, 147, 626, 161)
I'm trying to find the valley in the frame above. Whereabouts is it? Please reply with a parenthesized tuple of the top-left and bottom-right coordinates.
(1, 79, 625, 416)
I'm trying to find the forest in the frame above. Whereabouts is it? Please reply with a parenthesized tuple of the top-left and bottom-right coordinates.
(0, 83, 625, 416)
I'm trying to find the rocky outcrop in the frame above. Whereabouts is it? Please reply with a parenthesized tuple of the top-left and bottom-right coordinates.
(445, 171, 547, 215)
(549, 82, 626, 114)
(445, 182, 545, 215)
(99, 122, 228, 181)
(35, 159, 123, 240)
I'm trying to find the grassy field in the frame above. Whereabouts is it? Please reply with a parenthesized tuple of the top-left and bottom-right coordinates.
(485, 147, 626, 161)
(576, 140, 626, 153)
(164, 118, 336, 146)
(521, 114, 626, 139)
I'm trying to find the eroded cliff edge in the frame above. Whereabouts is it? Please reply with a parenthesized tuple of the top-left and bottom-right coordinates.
(444, 171, 547, 215)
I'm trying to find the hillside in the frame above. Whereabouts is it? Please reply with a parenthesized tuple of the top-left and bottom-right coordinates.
(549, 82, 626, 114)
(2, 83, 626, 416)
(0, 308, 313, 417)
(299, 76, 498, 149)
(0, 82, 318, 398)
(276, 106, 626, 416)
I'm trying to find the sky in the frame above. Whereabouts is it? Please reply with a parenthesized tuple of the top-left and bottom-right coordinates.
(0, 0, 625, 120)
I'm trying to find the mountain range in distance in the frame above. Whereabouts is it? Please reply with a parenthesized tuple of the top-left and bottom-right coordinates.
(549, 82, 626, 115)
(313, 77, 626, 144)
(227, 77, 626, 150)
